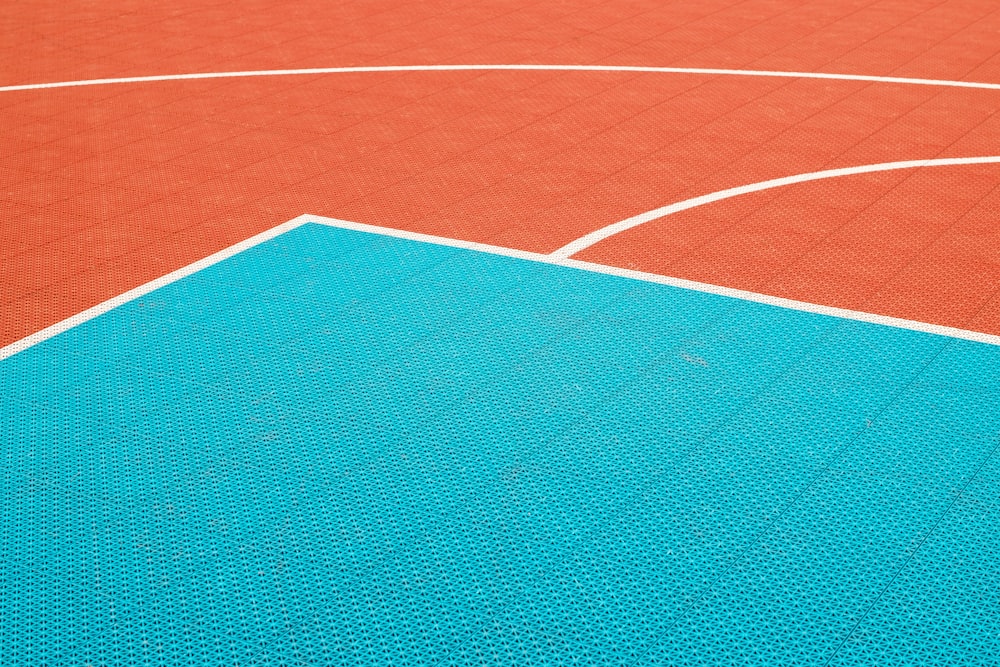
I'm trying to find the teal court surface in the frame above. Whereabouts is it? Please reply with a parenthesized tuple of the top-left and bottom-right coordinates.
(2, 218, 999, 666)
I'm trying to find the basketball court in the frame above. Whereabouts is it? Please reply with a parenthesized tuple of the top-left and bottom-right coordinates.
(2, 1, 999, 664)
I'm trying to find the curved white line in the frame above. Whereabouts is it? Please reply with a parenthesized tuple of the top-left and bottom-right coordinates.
(551, 156, 1000, 258)
(3, 64, 1000, 94)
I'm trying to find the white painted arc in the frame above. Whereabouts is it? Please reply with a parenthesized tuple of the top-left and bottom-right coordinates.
(551, 156, 1000, 259)
(3, 64, 1000, 94)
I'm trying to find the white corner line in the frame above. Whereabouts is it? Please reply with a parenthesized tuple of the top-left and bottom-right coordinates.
(3, 64, 1000, 94)
(3, 212, 998, 362)
(551, 156, 1000, 258)
(302, 215, 1000, 347)
(0, 215, 314, 362)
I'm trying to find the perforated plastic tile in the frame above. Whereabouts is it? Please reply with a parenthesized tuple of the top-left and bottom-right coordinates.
(2, 222, 998, 665)
(830, 452, 1000, 666)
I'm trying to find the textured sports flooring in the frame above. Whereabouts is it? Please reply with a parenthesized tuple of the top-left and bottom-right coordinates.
(3, 1, 1000, 665)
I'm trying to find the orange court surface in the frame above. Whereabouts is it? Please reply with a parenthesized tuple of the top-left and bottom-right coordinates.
(2, 1, 1000, 665)
(4, 0, 1000, 343)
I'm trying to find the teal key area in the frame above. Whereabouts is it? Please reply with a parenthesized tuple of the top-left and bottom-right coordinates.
(2, 221, 998, 666)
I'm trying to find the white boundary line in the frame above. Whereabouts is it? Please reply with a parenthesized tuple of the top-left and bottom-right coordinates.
(301, 216, 1000, 346)
(0, 217, 310, 361)
(3, 64, 1000, 94)
(3, 213, 998, 362)
(552, 156, 1000, 258)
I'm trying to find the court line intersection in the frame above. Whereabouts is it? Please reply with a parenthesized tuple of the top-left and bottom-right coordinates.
(3, 215, 999, 665)
(3, 214, 998, 364)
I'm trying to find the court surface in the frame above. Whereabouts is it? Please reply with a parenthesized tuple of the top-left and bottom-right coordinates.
(3, 1, 1000, 665)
